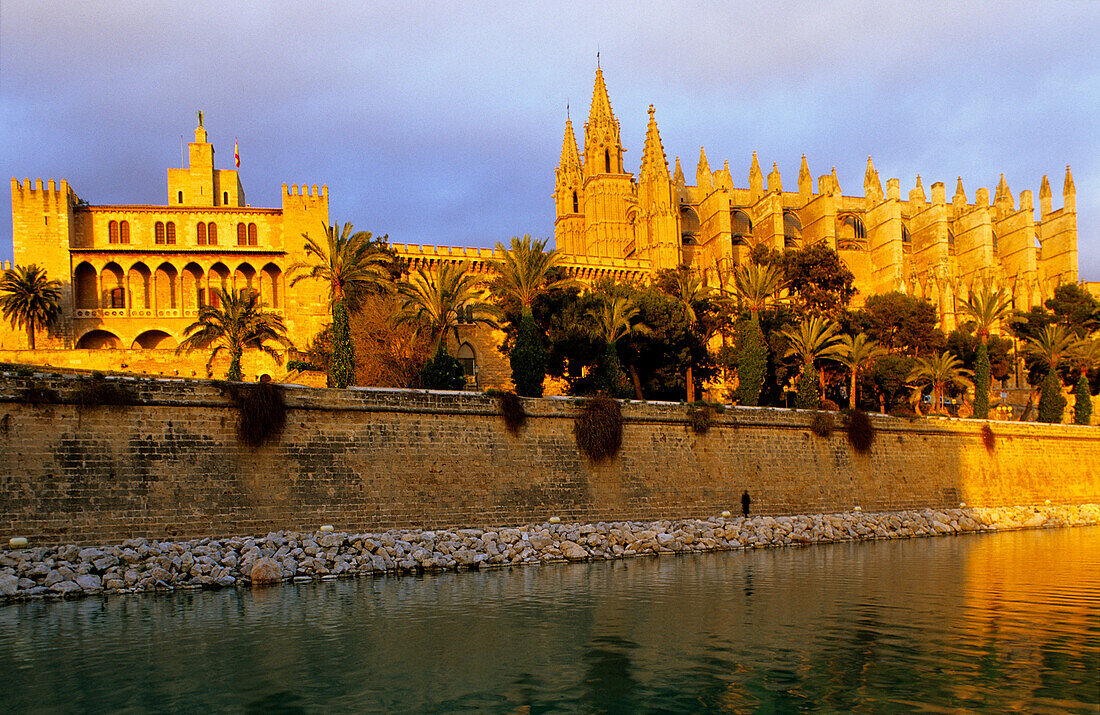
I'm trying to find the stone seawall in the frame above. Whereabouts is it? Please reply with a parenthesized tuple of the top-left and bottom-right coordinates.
(2, 504, 1097, 602)
(0, 372, 1098, 546)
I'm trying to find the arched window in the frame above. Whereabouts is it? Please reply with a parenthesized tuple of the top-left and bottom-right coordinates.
(837, 215, 866, 250)
(680, 206, 700, 245)
(783, 211, 802, 248)
(572, 191, 578, 213)
(248, 223, 258, 246)
(155, 221, 166, 245)
(991, 230, 998, 254)
(237, 222, 247, 246)
(109, 220, 120, 244)
(223, 191, 229, 205)
(207, 222, 218, 245)
(457, 343, 476, 377)
(119, 220, 130, 244)
(947, 229, 956, 255)
(177, 191, 183, 204)
(605, 149, 611, 173)
(166, 221, 176, 244)
(197, 223, 207, 246)
(731, 210, 752, 246)
(901, 225, 911, 243)
(109, 287, 125, 309)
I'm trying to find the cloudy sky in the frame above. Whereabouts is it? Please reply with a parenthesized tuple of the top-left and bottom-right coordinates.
(2, 1, 1098, 280)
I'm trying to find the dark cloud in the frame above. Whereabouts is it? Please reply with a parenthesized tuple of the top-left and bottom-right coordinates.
(1, 1, 1097, 279)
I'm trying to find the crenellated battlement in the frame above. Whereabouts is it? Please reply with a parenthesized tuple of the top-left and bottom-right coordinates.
(11, 177, 75, 208)
(282, 183, 327, 198)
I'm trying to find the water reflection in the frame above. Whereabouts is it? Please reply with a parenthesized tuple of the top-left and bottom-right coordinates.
(1, 527, 1097, 712)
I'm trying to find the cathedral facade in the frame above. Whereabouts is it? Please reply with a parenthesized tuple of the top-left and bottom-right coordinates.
(553, 69, 1080, 328)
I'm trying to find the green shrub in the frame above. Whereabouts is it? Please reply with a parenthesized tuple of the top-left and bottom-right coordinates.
(795, 364, 822, 410)
(973, 343, 990, 420)
(687, 403, 715, 434)
(810, 411, 834, 438)
(1037, 370, 1066, 424)
(328, 302, 354, 389)
(287, 359, 322, 373)
(510, 310, 547, 397)
(736, 320, 767, 406)
(420, 346, 466, 390)
(497, 391, 527, 434)
(847, 410, 875, 453)
(574, 396, 623, 462)
(1074, 374, 1093, 425)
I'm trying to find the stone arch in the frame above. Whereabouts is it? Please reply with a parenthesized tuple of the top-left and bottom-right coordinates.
(680, 205, 700, 245)
(783, 211, 802, 248)
(235, 262, 257, 295)
(730, 209, 752, 246)
(100, 262, 125, 309)
(261, 263, 283, 309)
(155, 262, 178, 312)
(131, 329, 177, 350)
(457, 341, 476, 378)
(208, 262, 230, 307)
(182, 262, 204, 312)
(128, 262, 152, 310)
(74, 262, 98, 310)
(76, 329, 121, 350)
(837, 214, 866, 250)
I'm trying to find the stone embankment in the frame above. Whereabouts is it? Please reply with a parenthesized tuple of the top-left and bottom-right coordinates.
(2, 504, 1098, 603)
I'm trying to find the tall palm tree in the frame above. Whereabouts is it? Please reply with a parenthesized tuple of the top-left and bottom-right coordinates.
(177, 288, 293, 381)
(1023, 323, 1078, 372)
(734, 262, 784, 321)
(490, 235, 576, 310)
(490, 235, 577, 396)
(836, 333, 887, 410)
(666, 269, 716, 402)
(393, 262, 500, 350)
(288, 220, 393, 387)
(960, 282, 1014, 344)
(781, 316, 845, 369)
(587, 293, 648, 397)
(0, 264, 62, 350)
(907, 351, 974, 414)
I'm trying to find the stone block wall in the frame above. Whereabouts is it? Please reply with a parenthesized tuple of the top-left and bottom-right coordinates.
(0, 373, 1096, 545)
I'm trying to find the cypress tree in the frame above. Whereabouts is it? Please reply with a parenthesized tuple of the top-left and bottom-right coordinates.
(795, 364, 822, 410)
(421, 345, 466, 390)
(736, 320, 767, 406)
(1037, 370, 1066, 424)
(973, 342, 990, 419)
(328, 302, 354, 388)
(510, 309, 547, 397)
(1074, 374, 1093, 425)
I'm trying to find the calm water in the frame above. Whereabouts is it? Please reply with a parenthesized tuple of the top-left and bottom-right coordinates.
(2, 527, 1097, 713)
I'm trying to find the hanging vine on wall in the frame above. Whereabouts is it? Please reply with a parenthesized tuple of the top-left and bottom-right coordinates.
(573, 397, 623, 462)
(497, 391, 527, 434)
(222, 380, 287, 448)
(810, 411, 834, 439)
(846, 410, 876, 453)
(981, 424, 996, 452)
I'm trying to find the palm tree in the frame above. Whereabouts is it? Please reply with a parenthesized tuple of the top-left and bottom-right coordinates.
(734, 262, 784, 321)
(490, 235, 577, 396)
(288, 220, 393, 387)
(393, 262, 500, 350)
(782, 316, 845, 408)
(587, 293, 648, 397)
(836, 333, 887, 410)
(960, 282, 1014, 344)
(176, 288, 293, 381)
(666, 269, 716, 402)
(907, 351, 974, 414)
(0, 264, 62, 350)
(1023, 323, 1078, 372)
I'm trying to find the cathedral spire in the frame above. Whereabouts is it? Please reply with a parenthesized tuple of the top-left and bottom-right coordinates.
(767, 162, 782, 193)
(1039, 174, 1052, 216)
(749, 151, 763, 197)
(798, 154, 812, 196)
(583, 66, 623, 178)
(673, 156, 685, 187)
(587, 66, 617, 129)
(911, 174, 926, 204)
(864, 156, 882, 201)
(696, 147, 712, 189)
(994, 173, 1014, 211)
(954, 176, 967, 207)
(831, 166, 840, 196)
(639, 105, 669, 182)
(558, 117, 581, 173)
(1063, 165, 1076, 211)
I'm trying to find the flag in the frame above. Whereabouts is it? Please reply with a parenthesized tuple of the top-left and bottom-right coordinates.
(234, 139, 240, 168)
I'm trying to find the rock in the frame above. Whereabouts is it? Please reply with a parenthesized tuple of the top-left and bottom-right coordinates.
(50, 580, 83, 596)
(0, 573, 19, 596)
(215, 575, 237, 588)
(75, 574, 103, 592)
(250, 557, 282, 585)
(559, 541, 588, 561)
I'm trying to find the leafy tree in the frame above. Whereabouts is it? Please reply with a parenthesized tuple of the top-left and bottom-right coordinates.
(0, 264, 62, 350)
(289, 221, 393, 387)
(655, 267, 720, 402)
(775, 244, 857, 318)
(350, 291, 434, 388)
(781, 316, 845, 410)
(836, 333, 886, 410)
(420, 346, 467, 390)
(177, 288, 293, 381)
(945, 327, 1013, 382)
(908, 351, 974, 414)
(869, 354, 917, 413)
(1023, 324, 1077, 374)
(586, 293, 648, 397)
(394, 262, 500, 351)
(856, 292, 944, 355)
(1045, 283, 1100, 336)
(489, 235, 576, 396)
(1073, 374, 1092, 425)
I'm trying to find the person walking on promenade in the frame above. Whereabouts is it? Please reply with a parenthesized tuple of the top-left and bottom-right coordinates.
(741, 490, 751, 517)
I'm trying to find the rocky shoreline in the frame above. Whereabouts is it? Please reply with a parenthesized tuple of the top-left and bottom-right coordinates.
(3, 504, 1098, 603)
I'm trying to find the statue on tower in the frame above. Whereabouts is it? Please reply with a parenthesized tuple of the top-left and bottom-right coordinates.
(197, 110, 204, 128)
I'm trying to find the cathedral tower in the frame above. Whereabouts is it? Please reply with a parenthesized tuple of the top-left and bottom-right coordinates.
(553, 117, 584, 255)
(580, 67, 635, 258)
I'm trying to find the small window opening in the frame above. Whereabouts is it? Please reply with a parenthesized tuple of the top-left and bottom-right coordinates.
(109, 220, 119, 244)
(237, 222, 247, 246)
(248, 223, 258, 246)
(155, 221, 165, 245)
(605, 149, 611, 173)
(207, 222, 218, 245)
(197, 223, 207, 246)
(572, 191, 578, 213)
(110, 287, 125, 309)
(119, 220, 130, 244)
(177, 191, 183, 204)
(223, 191, 229, 205)
(166, 222, 176, 244)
